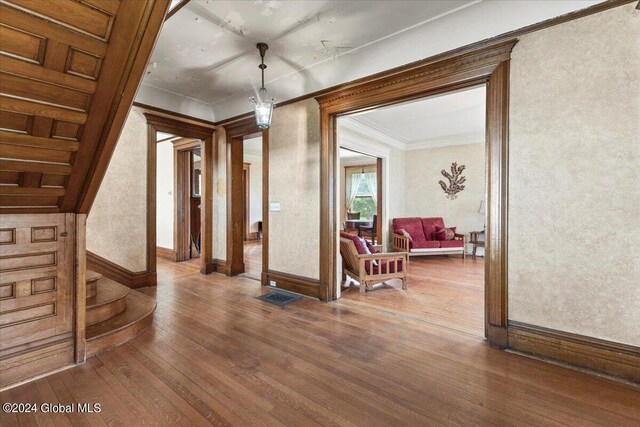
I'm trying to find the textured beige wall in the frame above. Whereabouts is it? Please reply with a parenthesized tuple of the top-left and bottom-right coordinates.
(509, 4, 640, 346)
(268, 99, 320, 279)
(87, 107, 148, 272)
(405, 143, 485, 237)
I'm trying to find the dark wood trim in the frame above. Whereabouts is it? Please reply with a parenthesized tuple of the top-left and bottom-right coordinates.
(214, 0, 633, 128)
(226, 137, 244, 275)
(173, 140, 200, 262)
(485, 60, 510, 348)
(200, 132, 214, 274)
(134, 102, 217, 128)
(318, 40, 516, 350)
(376, 157, 382, 245)
(508, 321, 640, 383)
(74, 214, 86, 364)
(147, 122, 157, 278)
(261, 130, 269, 285)
(145, 112, 215, 276)
(165, 0, 190, 20)
(210, 258, 230, 275)
(263, 270, 324, 300)
(243, 162, 251, 240)
(156, 246, 176, 261)
(87, 251, 157, 289)
(73, 0, 171, 213)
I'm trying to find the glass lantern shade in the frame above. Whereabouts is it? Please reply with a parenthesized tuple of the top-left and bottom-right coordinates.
(251, 88, 275, 129)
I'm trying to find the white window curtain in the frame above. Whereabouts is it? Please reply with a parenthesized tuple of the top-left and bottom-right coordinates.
(362, 172, 377, 204)
(346, 172, 363, 211)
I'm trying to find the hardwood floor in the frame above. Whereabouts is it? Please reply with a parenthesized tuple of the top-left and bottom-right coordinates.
(243, 240, 262, 280)
(1, 258, 638, 426)
(342, 256, 484, 337)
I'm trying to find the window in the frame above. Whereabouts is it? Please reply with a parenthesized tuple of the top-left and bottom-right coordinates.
(347, 170, 377, 220)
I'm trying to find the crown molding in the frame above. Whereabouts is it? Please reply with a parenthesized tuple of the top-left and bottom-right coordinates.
(406, 131, 485, 150)
(339, 116, 407, 151)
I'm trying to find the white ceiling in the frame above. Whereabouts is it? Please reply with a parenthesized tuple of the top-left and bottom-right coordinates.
(341, 85, 486, 151)
(144, 1, 471, 103)
(138, 0, 603, 121)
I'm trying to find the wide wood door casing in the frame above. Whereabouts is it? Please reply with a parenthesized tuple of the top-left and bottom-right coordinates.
(0, 213, 75, 386)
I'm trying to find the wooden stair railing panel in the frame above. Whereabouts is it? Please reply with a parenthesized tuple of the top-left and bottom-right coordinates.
(0, 0, 171, 213)
(0, 213, 76, 389)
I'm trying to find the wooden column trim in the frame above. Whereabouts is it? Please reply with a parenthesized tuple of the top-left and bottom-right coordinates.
(485, 60, 510, 347)
(376, 157, 383, 246)
(74, 214, 86, 363)
(146, 123, 157, 277)
(261, 130, 269, 285)
(226, 136, 245, 275)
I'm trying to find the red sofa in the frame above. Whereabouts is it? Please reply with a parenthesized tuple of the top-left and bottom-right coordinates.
(392, 217, 465, 258)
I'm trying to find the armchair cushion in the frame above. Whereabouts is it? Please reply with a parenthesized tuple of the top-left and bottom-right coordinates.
(421, 217, 445, 240)
(366, 241, 380, 254)
(439, 239, 464, 248)
(340, 231, 367, 255)
(435, 227, 457, 241)
(412, 240, 441, 249)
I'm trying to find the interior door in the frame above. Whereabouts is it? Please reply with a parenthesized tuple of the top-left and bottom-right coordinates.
(0, 214, 75, 385)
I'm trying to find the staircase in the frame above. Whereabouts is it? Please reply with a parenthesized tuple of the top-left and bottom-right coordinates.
(84, 270, 156, 358)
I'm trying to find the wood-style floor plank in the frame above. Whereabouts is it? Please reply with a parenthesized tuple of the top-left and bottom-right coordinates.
(1, 257, 638, 426)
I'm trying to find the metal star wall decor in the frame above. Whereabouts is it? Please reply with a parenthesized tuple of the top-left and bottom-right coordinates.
(439, 162, 466, 199)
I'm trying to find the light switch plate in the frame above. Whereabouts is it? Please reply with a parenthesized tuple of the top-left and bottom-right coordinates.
(269, 202, 281, 212)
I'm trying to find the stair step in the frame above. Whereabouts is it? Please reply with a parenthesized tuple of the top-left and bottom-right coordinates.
(86, 270, 102, 299)
(86, 290, 156, 358)
(86, 278, 129, 326)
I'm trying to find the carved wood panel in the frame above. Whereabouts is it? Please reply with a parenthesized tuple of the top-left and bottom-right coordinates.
(0, 213, 78, 388)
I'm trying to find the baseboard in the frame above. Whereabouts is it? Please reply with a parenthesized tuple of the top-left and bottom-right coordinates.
(87, 251, 156, 289)
(156, 246, 176, 261)
(508, 321, 640, 383)
(263, 270, 324, 300)
(210, 258, 230, 275)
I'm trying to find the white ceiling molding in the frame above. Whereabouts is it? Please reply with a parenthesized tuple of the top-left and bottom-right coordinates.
(337, 126, 391, 158)
(339, 116, 406, 151)
(406, 131, 485, 151)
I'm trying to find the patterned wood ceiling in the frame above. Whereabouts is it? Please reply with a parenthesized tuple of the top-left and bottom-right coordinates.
(0, 0, 169, 213)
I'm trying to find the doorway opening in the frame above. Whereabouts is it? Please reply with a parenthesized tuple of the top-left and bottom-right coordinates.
(156, 133, 203, 264)
(145, 112, 214, 276)
(224, 120, 268, 283)
(336, 86, 487, 337)
(241, 136, 264, 281)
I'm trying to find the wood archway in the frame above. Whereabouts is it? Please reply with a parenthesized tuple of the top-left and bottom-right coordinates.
(145, 113, 215, 275)
(316, 40, 517, 348)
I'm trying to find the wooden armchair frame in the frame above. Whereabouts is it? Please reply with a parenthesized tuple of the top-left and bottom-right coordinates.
(340, 238, 408, 294)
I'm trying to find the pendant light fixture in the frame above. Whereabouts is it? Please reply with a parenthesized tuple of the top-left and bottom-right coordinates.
(250, 43, 275, 129)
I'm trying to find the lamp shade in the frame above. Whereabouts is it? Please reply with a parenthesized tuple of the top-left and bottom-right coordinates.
(251, 88, 275, 129)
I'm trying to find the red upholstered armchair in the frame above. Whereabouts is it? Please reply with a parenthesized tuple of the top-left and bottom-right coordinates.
(339, 232, 407, 293)
(392, 217, 465, 258)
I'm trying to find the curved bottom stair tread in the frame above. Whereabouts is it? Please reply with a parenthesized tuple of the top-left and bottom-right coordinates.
(86, 278, 129, 326)
(86, 290, 156, 358)
(86, 270, 102, 299)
